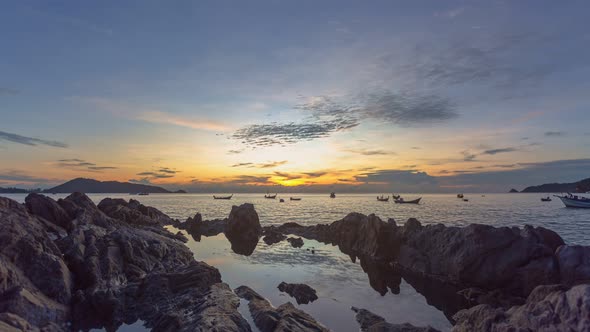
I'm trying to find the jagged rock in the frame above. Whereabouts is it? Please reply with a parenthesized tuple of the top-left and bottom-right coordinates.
(278, 282, 318, 304)
(235, 285, 328, 332)
(457, 287, 525, 309)
(452, 284, 590, 332)
(225, 203, 262, 256)
(396, 223, 561, 296)
(287, 237, 304, 248)
(25, 193, 74, 231)
(555, 245, 590, 285)
(1, 194, 251, 332)
(351, 307, 440, 332)
(185, 212, 203, 233)
(0, 197, 72, 329)
(98, 198, 173, 226)
(263, 230, 287, 245)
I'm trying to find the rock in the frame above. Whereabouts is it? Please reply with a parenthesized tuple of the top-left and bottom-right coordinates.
(98, 198, 173, 226)
(25, 193, 74, 231)
(287, 237, 304, 248)
(457, 287, 525, 309)
(396, 223, 561, 296)
(235, 285, 328, 332)
(452, 284, 590, 332)
(263, 230, 287, 245)
(185, 212, 203, 233)
(555, 245, 590, 285)
(359, 258, 401, 295)
(277, 282, 318, 304)
(225, 203, 262, 256)
(351, 307, 440, 332)
(1, 194, 252, 331)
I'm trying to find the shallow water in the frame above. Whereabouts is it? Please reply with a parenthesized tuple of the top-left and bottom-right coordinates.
(4, 193, 589, 244)
(3, 192, 590, 331)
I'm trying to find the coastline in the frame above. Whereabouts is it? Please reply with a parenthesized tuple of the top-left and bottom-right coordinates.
(0, 193, 588, 331)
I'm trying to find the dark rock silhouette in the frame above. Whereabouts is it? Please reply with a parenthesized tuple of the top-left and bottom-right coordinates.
(225, 203, 262, 256)
(0, 193, 250, 331)
(453, 284, 590, 331)
(351, 307, 440, 332)
(263, 229, 287, 245)
(277, 282, 318, 304)
(287, 237, 304, 248)
(44, 177, 177, 193)
(235, 285, 328, 332)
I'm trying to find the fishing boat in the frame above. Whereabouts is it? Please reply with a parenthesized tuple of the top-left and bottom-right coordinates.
(290, 197, 302, 201)
(377, 195, 389, 202)
(138, 192, 149, 196)
(457, 194, 464, 198)
(392, 194, 401, 200)
(541, 197, 552, 202)
(330, 192, 336, 198)
(463, 198, 469, 202)
(213, 194, 233, 200)
(394, 197, 421, 204)
(554, 193, 590, 208)
(264, 193, 277, 199)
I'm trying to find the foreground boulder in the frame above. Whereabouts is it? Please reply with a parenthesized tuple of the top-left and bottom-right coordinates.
(0, 194, 251, 331)
(225, 203, 262, 255)
(555, 245, 590, 285)
(235, 285, 328, 332)
(278, 282, 318, 304)
(351, 307, 440, 332)
(453, 284, 590, 331)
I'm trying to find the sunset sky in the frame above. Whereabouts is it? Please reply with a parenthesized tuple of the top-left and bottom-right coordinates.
(1, 1, 589, 192)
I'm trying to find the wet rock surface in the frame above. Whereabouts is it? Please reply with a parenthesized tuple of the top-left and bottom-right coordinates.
(0, 193, 251, 331)
(277, 282, 318, 304)
(287, 237, 304, 248)
(225, 203, 262, 255)
(453, 284, 590, 332)
(235, 285, 329, 332)
(352, 307, 441, 332)
(263, 229, 287, 245)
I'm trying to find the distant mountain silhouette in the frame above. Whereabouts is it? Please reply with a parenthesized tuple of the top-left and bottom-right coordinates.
(508, 188, 519, 193)
(520, 178, 590, 193)
(44, 178, 185, 194)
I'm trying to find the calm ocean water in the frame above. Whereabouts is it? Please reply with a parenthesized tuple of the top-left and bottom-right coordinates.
(3, 192, 589, 331)
(4, 192, 588, 244)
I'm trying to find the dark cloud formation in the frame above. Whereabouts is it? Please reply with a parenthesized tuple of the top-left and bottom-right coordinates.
(233, 90, 457, 147)
(56, 159, 117, 172)
(545, 131, 565, 137)
(482, 147, 518, 155)
(0, 130, 68, 148)
(231, 162, 254, 168)
(346, 149, 396, 156)
(232, 120, 358, 147)
(258, 160, 288, 168)
(136, 171, 174, 178)
(227, 149, 243, 154)
(461, 150, 477, 162)
(136, 167, 178, 179)
(0, 88, 19, 96)
(402, 32, 554, 91)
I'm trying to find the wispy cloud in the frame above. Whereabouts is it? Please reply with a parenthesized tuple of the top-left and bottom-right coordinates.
(461, 150, 477, 162)
(545, 131, 566, 137)
(231, 161, 287, 168)
(227, 149, 244, 154)
(68, 97, 230, 132)
(482, 147, 518, 155)
(346, 149, 396, 156)
(0, 130, 67, 148)
(55, 159, 117, 172)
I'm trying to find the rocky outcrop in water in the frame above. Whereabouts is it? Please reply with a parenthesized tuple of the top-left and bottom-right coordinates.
(263, 229, 287, 245)
(225, 203, 262, 255)
(453, 284, 590, 331)
(274, 213, 569, 299)
(287, 237, 304, 248)
(235, 285, 328, 332)
(278, 282, 318, 304)
(351, 307, 440, 332)
(0, 193, 251, 331)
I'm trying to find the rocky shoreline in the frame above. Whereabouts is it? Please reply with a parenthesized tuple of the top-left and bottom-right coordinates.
(1, 193, 589, 331)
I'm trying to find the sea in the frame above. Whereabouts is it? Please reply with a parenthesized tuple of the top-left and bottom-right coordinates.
(3, 193, 589, 332)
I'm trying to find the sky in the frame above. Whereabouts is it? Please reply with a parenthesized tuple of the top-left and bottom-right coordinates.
(1, 0, 590, 193)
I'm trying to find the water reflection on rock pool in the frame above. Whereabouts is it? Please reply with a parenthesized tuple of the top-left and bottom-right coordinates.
(171, 227, 454, 332)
